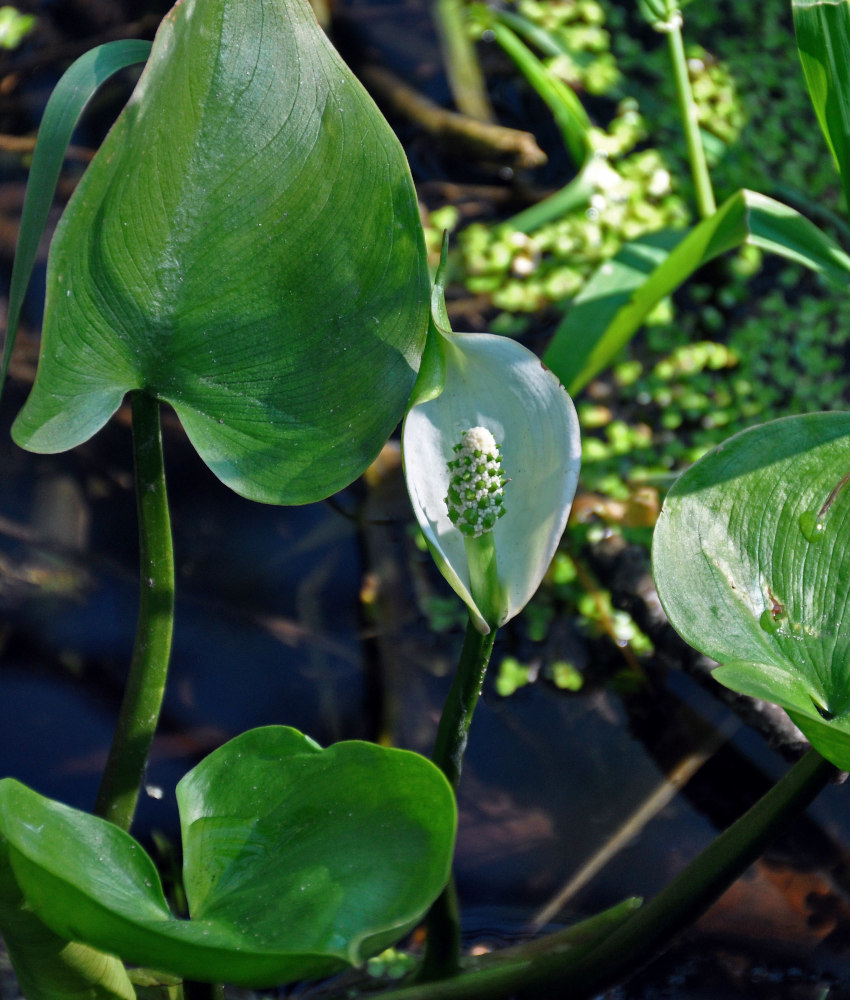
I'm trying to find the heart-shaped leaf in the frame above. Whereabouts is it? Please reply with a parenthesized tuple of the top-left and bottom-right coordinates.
(0, 727, 456, 987)
(652, 412, 850, 769)
(12, 0, 429, 504)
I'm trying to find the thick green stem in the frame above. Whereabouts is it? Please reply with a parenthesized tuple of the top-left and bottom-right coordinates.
(419, 875, 464, 981)
(543, 747, 834, 998)
(376, 749, 834, 1000)
(430, 618, 497, 791)
(94, 391, 175, 831)
(666, 17, 716, 219)
(423, 618, 497, 980)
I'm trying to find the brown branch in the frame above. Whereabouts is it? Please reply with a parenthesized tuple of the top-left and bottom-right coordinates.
(0, 133, 94, 161)
(359, 64, 547, 171)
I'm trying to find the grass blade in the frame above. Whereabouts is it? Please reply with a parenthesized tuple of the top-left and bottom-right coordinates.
(544, 189, 850, 394)
(1, 39, 151, 402)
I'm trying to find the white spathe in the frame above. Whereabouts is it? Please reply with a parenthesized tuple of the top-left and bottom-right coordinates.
(402, 330, 581, 634)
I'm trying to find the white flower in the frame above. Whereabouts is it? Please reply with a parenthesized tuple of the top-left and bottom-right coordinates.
(445, 426, 507, 538)
(402, 315, 581, 634)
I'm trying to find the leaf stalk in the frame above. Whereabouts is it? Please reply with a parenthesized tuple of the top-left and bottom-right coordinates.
(431, 619, 497, 791)
(94, 391, 175, 831)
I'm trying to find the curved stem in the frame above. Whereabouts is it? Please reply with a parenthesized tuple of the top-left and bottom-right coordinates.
(666, 17, 716, 219)
(94, 391, 175, 831)
(376, 748, 834, 1000)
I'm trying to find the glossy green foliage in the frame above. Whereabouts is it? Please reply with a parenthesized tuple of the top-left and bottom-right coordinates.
(0, 849, 135, 1000)
(475, 11, 592, 167)
(0, 727, 456, 988)
(653, 413, 850, 770)
(793, 0, 850, 213)
(544, 190, 850, 395)
(12, 0, 429, 504)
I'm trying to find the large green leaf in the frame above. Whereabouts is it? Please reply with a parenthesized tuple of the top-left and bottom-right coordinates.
(793, 0, 850, 211)
(0, 727, 456, 988)
(11, 0, 429, 504)
(652, 412, 850, 770)
(544, 189, 850, 395)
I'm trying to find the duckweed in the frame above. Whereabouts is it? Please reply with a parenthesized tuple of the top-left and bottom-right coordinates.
(423, 0, 850, 672)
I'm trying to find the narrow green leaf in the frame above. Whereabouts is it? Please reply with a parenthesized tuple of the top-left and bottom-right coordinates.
(483, 17, 592, 167)
(793, 0, 850, 212)
(543, 227, 683, 395)
(12, 0, 429, 505)
(0, 39, 151, 403)
(544, 189, 850, 395)
(506, 155, 602, 234)
(477, 5, 572, 59)
(0, 727, 456, 988)
(652, 412, 850, 770)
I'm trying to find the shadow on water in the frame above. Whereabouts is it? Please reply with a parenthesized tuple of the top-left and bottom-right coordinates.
(0, 382, 372, 837)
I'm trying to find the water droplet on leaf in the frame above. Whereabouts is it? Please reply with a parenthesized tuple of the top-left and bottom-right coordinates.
(759, 608, 782, 635)
(799, 510, 825, 543)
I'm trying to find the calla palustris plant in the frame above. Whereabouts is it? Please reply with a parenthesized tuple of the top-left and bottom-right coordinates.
(0, 728, 456, 990)
(11, 0, 429, 504)
(653, 412, 850, 771)
(402, 259, 581, 634)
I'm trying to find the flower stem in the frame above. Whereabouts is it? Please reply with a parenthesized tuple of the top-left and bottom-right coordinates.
(666, 15, 716, 219)
(419, 875, 463, 981)
(94, 391, 175, 831)
(431, 618, 497, 790)
(423, 618, 497, 980)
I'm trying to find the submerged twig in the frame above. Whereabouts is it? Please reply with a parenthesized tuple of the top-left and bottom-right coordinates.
(530, 723, 733, 929)
(360, 64, 547, 171)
